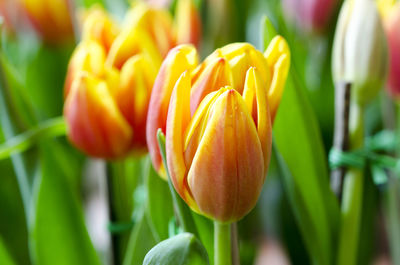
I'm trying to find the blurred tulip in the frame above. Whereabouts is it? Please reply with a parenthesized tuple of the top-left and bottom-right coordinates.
(282, 0, 339, 33)
(64, 3, 201, 159)
(18, 0, 74, 43)
(379, 1, 400, 99)
(332, 0, 388, 106)
(147, 38, 289, 222)
(175, 0, 202, 48)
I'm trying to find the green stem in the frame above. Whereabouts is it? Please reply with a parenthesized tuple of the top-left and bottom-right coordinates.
(337, 103, 364, 265)
(214, 221, 232, 265)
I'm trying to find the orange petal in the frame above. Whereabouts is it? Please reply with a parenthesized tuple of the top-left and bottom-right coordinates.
(166, 71, 197, 208)
(190, 58, 233, 114)
(203, 43, 271, 93)
(64, 73, 132, 159)
(146, 44, 198, 177)
(81, 6, 120, 51)
(64, 41, 106, 98)
(112, 54, 154, 150)
(175, 0, 202, 47)
(187, 88, 264, 222)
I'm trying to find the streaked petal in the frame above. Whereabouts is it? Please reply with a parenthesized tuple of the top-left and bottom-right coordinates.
(64, 73, 132, 159)
(166, 71, 198, 209)
(147, 44, 198, 177)
(190, 58, 233, 114)
(64, 41, 106, 97)
(187, 89, 264, 222)
(175, 0, 202, 47)
(243, 67, 272, 172)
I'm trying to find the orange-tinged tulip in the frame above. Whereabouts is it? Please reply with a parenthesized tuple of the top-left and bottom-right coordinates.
(175, 0, 202, 48)
(64, 3, 201, 159)
(165, 63, 285, 222)
(147, 38, 290, 180)
(19, 0, 73, 43)
(379, 0, 400, 99)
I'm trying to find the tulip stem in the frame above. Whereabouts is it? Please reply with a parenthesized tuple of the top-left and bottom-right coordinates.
(337, 102, 365, 265)
(331, 81, 352, 201)
(214, 221, 232, 265)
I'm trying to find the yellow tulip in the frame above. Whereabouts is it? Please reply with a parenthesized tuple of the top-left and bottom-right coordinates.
(64, 2, 201, 159)
(19, 0, 73, 42)
(147, 38, 290, 221)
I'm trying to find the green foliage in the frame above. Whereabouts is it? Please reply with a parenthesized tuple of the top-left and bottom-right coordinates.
(143, 233, 209, 265)
(31, 141, 100, 265)
(262, 17, 340, 265)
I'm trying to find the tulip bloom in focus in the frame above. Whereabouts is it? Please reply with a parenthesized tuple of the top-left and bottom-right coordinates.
(147, 38, 290, 221)
(18, 0, 73, 42)
(282, 0, 338, 33)
(379, 0, 400, 99)
(64, 2, 200, 159)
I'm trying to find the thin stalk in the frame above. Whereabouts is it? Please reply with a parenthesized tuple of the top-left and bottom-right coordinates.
(231, 222, 240, 265)
(214, 221, 232, 265)
(331, 82, 351, 201)
(106, 158, 141, 265)
(337, 103, 364, 265)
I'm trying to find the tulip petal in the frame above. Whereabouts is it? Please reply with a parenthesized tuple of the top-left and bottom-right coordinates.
(111, 54, 154, 150)
(243, 67, 272, 172)
(166, 71, 198, 209)
(81, 6, 120, 51)
(184, 87, 230, 169)
(204, 43, 271, 93)
(106, 26, 162, 71)
(64, 73, 132, 159)
(147, 44, 198, 177)
(175, 0, 202, 47)
(264, 36, 290, 121)
(190, 58, 233, 115)
(64, 41, 106, 98)
(187, 89, 264, 222)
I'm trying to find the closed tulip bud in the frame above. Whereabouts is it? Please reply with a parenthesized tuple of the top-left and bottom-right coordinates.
(332, 0, 388, 106)
(19, 0, 73, 43)
(147, 38, 289, 221)
(282, 0, 339, 33)
(64, 3, 199, 159)
(379, 1, 400, 99)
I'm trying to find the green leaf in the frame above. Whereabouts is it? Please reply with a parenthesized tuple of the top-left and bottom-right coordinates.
(0, 237, 16, 265)
(262, 19, 340, 265)
(272, 73, 339, 265)
(260, 15, 278, 49)
(145, 158, 174, 241)
(123, 212, 158, 265)
(31, 141, 100, 265)
(108, 157, 145, 264)
(143, 233, 209, 265)
(0, 117, 66, 160)
(0, 158, 30, 265)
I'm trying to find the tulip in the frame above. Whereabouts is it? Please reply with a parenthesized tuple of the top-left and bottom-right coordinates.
(379, 1, 400, 99)
(19, 0, 74, 43)
(282, 0, 339, 33)
(147, 37, 290, 221)
(64, 2, 201, 159)
(332, 0, 388, 106)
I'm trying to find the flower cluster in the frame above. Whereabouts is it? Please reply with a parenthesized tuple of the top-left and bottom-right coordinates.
(64, 2, 200, 159)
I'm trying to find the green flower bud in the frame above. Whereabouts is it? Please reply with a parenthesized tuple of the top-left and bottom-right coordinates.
(332, 0, 388, 106)
(143, 233, 209, 265)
